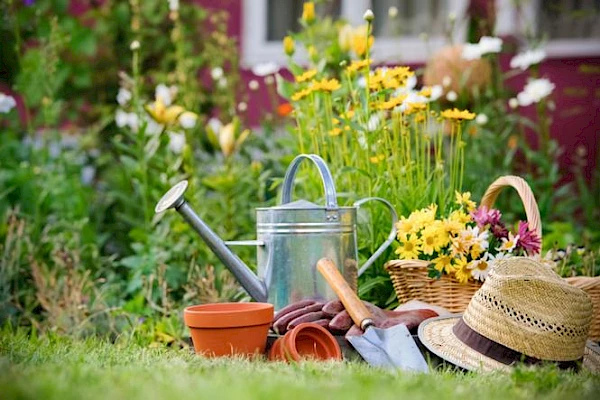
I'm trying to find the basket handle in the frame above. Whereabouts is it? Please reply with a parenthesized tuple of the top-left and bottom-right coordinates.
(480, 175, 542, 240)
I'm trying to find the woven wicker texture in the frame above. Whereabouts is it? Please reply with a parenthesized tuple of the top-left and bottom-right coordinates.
(418, 257, 596, 372)
(386, 175, 600, 341)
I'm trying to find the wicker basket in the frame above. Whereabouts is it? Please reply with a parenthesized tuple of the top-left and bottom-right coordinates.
(385, 175, 600, 341)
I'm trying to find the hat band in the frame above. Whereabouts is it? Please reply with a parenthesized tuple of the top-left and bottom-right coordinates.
(453, 318, 581, 370)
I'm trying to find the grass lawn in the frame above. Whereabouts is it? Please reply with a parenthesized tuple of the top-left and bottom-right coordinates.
(1, 331, 599, 400)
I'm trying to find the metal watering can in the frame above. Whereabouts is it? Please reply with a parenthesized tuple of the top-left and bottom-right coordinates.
(155, 154, 398, 310)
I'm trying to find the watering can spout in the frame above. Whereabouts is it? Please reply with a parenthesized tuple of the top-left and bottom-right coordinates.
(155, 181, 268, 302)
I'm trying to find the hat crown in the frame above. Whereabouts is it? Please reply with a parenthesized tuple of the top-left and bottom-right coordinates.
(462, 257, 593, 361)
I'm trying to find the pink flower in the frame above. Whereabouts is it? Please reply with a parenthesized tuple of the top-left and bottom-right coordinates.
(491, 223, 509, 239)
(516, 221, 541, 255)
(470, 206, 502, 228)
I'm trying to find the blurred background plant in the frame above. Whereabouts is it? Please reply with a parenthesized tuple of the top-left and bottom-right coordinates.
(0, 0, 284, 341)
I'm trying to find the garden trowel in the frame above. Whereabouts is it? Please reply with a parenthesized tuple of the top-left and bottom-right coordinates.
(317, 258, 429, 372)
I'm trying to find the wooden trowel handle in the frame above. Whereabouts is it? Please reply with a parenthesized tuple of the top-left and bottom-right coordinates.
(317, 258, 374, 330)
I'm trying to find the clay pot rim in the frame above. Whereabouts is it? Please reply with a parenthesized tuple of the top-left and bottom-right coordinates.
(284, 322, 342, 361)
(184, 302, 274, 328)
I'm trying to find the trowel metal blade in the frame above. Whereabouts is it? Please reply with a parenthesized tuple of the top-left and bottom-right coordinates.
(348, 323, 429, 372)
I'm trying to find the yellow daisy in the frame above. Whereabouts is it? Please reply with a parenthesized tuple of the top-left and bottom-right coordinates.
(455, 191, 477, 211)
(432, 254, 455, 274)
(395, 234, 421, 259)
(441, 108, 476, 120)
(291, 88, 313, 102)
(369, 154, 385, 163)
(346, 59, 372, 74)
(454, 256, 471, 283)
(295, 69, 317, 83)
(420, 225, 444, 255)
(311, 78, 341, 92)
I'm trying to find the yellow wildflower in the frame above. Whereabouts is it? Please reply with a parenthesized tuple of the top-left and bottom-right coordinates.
(302, 2, 315, 24)
(443, 218, 464, 235)
(432, 254, 455, 274)
(283, 36, 295, 56)
(340, 110, 355, 120)
(414, 113, 426, 123)
(145, 97, 185, 125)
(329, 128, 342, 136)
(418, 87, 432, 97)
(420, 225, 444, 255)
(455, 191, 477, 211)
(395, 234, 421, 259)
(377, 95, 406, 110)
(291, 88, 313, 102)
(389, 66, 413, 79)
(346, 59, 372, 74)
(470, 243, 483, 259)
(295, 69, 317, 83)
(351, 25, 374, 57)
(405, 102, 426, 114)
(449, 209, 471, 224)
(454, 257, 471, 283)
(396, 215, 419, 239)
(412, 204, 437, 226)
(311, 78, 341, 92)
(369, 154, 385, 163)
(441, 108, 476, 120)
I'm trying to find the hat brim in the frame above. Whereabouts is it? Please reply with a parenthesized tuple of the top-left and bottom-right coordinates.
(418, 315, 600, 373)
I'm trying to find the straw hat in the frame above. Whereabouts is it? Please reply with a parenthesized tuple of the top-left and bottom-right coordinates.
(418, 257, 598, 372)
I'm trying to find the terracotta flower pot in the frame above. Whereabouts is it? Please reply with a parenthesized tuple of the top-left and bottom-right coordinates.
(184, 302, 274, 357)
(268, 337, 286, 361)
(269, 322, 342, 362)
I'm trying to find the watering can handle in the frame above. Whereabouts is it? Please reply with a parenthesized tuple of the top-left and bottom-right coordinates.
(354, 197, 398, 277)
(281, 154, 338, 209)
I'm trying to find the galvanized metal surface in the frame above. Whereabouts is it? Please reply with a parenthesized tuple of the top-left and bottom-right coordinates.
(347, 324, 429, 372)
(155, 154, 398, 311)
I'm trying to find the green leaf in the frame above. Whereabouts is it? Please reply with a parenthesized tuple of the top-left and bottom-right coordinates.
(275, 73, 295, 99)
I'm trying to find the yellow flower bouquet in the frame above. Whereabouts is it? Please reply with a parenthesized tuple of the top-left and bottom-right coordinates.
(395, 191, 541, 284)
(386, 175, 547, 313)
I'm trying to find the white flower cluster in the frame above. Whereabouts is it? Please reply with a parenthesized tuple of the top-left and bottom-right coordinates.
(510, 48, 546, 71)
(390, 74, 443, 111)
(516, 78, 555, 107)
(462, 36, 503, 60)
(251, 62, 279, 77)
(114, 82, 196, 155)
(168, 0, 179, 12)
(0, 93, 17, 113)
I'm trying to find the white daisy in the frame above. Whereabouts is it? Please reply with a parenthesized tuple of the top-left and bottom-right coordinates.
(510, 48, 546, 71)
(517, 78, 555, 107)
(497, 232, 520, 253)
